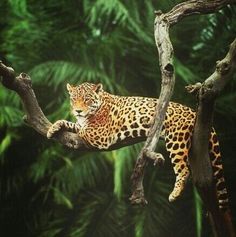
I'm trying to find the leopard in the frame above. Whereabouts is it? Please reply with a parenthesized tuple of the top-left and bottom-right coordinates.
(47, 82, 229, 211)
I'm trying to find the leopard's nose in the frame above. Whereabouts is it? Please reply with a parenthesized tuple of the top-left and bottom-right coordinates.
(75, 109, 82, 114)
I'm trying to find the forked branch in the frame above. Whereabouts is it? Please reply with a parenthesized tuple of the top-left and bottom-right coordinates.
(186, 38, 236, 237)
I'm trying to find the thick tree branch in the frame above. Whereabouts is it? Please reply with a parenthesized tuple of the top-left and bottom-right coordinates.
(186, 39, 236, 237)
(166, 0, 236, 25)
(129, 10, 175, 204)
(187, 39, 236, 186)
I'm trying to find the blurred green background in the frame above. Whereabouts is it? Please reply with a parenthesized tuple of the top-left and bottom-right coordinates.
(0, 1, 236, 236)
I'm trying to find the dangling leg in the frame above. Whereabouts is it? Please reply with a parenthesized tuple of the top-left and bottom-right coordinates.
(165, 129, 192, 202)
(209, 130, 229, 211)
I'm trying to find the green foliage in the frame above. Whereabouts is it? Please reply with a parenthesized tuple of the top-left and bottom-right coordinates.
(0, 133, 12, 161)
(194, 187, 203, 237)
(0, 1, 236, 237)
(0, 85, 23, 127)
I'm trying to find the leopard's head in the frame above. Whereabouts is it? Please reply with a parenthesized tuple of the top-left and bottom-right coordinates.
(67, 82, 103, 119)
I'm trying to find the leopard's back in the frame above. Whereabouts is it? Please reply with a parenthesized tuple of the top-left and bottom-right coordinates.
(81, 94, 166, 150)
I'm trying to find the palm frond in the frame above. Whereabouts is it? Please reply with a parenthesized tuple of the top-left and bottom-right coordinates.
(0, 133, 12, 163)
(194, 187, 203, 237)
(8, 0, 33, 18)
(51, 152, 111, 197)
(174, 57, 200, 84)
(30, 61, 117, 93)
(53, 186, 73, 209)
(80, 192, 127, 237)
(112, 144, 141, 199)
(86, 0, 152, 43)
(0, 85, 23, 127)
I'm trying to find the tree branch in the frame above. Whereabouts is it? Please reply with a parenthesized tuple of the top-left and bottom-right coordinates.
(166, 0, 236, 25)
(186, 38, 236, 237)
(129, 9, 175, 204)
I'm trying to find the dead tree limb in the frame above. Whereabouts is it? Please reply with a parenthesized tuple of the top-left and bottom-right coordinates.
(129, 9, 175, 204)
(166, 0, 236, 25)
(186, 38, 236, 237)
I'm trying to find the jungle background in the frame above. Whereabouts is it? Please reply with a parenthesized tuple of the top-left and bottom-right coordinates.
(0, 0, 236, 237)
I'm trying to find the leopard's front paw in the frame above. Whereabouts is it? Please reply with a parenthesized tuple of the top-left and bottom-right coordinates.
(47, 120, 65, 139)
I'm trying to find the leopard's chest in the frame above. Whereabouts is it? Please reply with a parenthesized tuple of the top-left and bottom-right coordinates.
(76, 116, 87, 127)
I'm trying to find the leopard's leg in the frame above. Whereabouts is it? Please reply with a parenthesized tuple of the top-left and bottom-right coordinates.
(165, 128, 192, 202)
(209, 130, 229, 212)
(47, 120, 79, 138)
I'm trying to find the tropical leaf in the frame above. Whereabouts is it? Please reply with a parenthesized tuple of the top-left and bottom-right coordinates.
(53, 187, 73, 209)
(0, 133, 12, 162)
(0, 86, 23, 127)
(52, 152, 111, 197)
(112, 145, 139, 199)
(86, 0, 152, 43)
(194, 187, 203, 237)
(174, 57, 200, 84)
(30, 61, 117, 93)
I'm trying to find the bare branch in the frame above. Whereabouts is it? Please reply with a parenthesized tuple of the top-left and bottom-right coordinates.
(166, 0, 236, 25)
(187, 38, 236, 237)
(130, 9, 175, 204)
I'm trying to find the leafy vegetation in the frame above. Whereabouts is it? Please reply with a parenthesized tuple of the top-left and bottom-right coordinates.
(0, 1, 235, 236)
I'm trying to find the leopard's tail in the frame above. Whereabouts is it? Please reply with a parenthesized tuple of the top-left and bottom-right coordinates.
(209, 132, 236, 236)
(209, 131, 229, 211)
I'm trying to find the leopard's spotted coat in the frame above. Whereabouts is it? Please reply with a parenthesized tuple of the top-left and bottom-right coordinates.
(47, 82, 228, 209)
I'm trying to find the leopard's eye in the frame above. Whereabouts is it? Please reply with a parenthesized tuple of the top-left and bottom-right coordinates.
(85, 98, 92, 104)
(70, 94, 77, 100)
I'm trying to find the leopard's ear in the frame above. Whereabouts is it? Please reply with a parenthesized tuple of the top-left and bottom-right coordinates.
(94, 83, 103, 93)
(66, 83, 73, 93)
